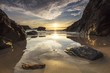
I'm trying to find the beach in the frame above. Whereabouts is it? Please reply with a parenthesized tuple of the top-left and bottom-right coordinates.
(0, 31, 110, 73)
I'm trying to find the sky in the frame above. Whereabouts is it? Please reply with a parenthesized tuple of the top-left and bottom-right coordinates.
(0, 0, 89, 30)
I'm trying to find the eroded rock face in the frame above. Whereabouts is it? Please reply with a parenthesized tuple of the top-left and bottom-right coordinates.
(65, 45, 103, 60)
(66, 0, 110, 36)
(0, 9, 26, 49)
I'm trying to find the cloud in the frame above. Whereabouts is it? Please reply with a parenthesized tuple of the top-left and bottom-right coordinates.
(67, 6, 82, 12)
(0, 4, 41, 17)
(66, 6, 84, 16)
(0, 0, 89, 27)
(0, 0, 84, 20)
(71, 12, 81, 16)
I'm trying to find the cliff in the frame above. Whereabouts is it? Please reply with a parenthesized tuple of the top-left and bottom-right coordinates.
(66, 0, 110, 36)
(0, 9, 26, 49)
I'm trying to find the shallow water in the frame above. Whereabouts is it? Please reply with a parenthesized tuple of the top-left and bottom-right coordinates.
(0, 31, 110, 73)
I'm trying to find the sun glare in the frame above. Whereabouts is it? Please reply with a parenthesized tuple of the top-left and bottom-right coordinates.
(52, 23, 59, 30)
(52, 23, 59, 27)
(46, 31, 67, 39)
(51, 33, 59, 39)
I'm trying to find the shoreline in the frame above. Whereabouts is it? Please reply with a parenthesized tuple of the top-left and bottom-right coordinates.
(0, 40, 26, 73)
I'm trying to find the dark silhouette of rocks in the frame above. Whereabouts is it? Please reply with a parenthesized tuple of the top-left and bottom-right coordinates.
(34, 27, 46, 31)
(26, 30, 37, 35)
(21, 25, 32, 30)
(31, 35, 37, 38)
(66, 0, 110, 36)
(0, 9, 26, 49)
(65, 45, 103, 60)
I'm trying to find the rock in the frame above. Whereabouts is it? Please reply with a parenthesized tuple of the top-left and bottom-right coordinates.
(34, 27, 46, 31)
(0, 9, 26, 42)
(65, 45, 103, 60)
(66, 0, 110, 36)
(21, 25, 32, 30)
(26, 30, 37, 35)
(0, 39, 12, 50)
(22, 63, 46, 70)
(31, 35, 37, 38)
(0, 9, 26, 49)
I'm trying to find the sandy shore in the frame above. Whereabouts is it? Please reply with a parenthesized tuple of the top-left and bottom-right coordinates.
(0, 41, 26, 73)
(0, 34, 110, 73)
(15, 36, 110, 73)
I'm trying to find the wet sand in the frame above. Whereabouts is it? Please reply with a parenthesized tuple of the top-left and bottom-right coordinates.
(67, 35, 110, 73)
(0, 41, 26, 73)
(43, 36, 110, 73)
(0, 32, 110, 73)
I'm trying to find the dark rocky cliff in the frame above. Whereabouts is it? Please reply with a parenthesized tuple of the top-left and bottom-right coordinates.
(0, 9, 26, 49)
(66, 0, 110, 36)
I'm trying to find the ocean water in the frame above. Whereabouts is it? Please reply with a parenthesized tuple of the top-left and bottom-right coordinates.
(15, 31, 110, 73)
(0, 31, 110, 73)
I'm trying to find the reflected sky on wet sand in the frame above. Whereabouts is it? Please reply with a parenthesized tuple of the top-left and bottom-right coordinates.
(14, 31, 110, 73)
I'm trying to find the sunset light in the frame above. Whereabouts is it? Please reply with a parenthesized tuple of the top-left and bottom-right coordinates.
(52, 23, 59, 28)
(51, 23, 59, 30)
(0, 0, 109, 73)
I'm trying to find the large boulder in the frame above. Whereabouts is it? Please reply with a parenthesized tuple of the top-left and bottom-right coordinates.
(0, 9, 26, 49)
(26, 30, 38, 35)
(66, 0, 110, 36)
(65, 45, 103, 60)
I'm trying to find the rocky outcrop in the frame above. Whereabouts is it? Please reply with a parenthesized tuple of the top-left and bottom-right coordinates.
(0, 9, 26, 49)
(34, 27, 46, 31)
(26, 30, 37, 35)
(21, 25, 32, 30)
(65, 45, 103, 60)
(66, 0, 110, 36)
